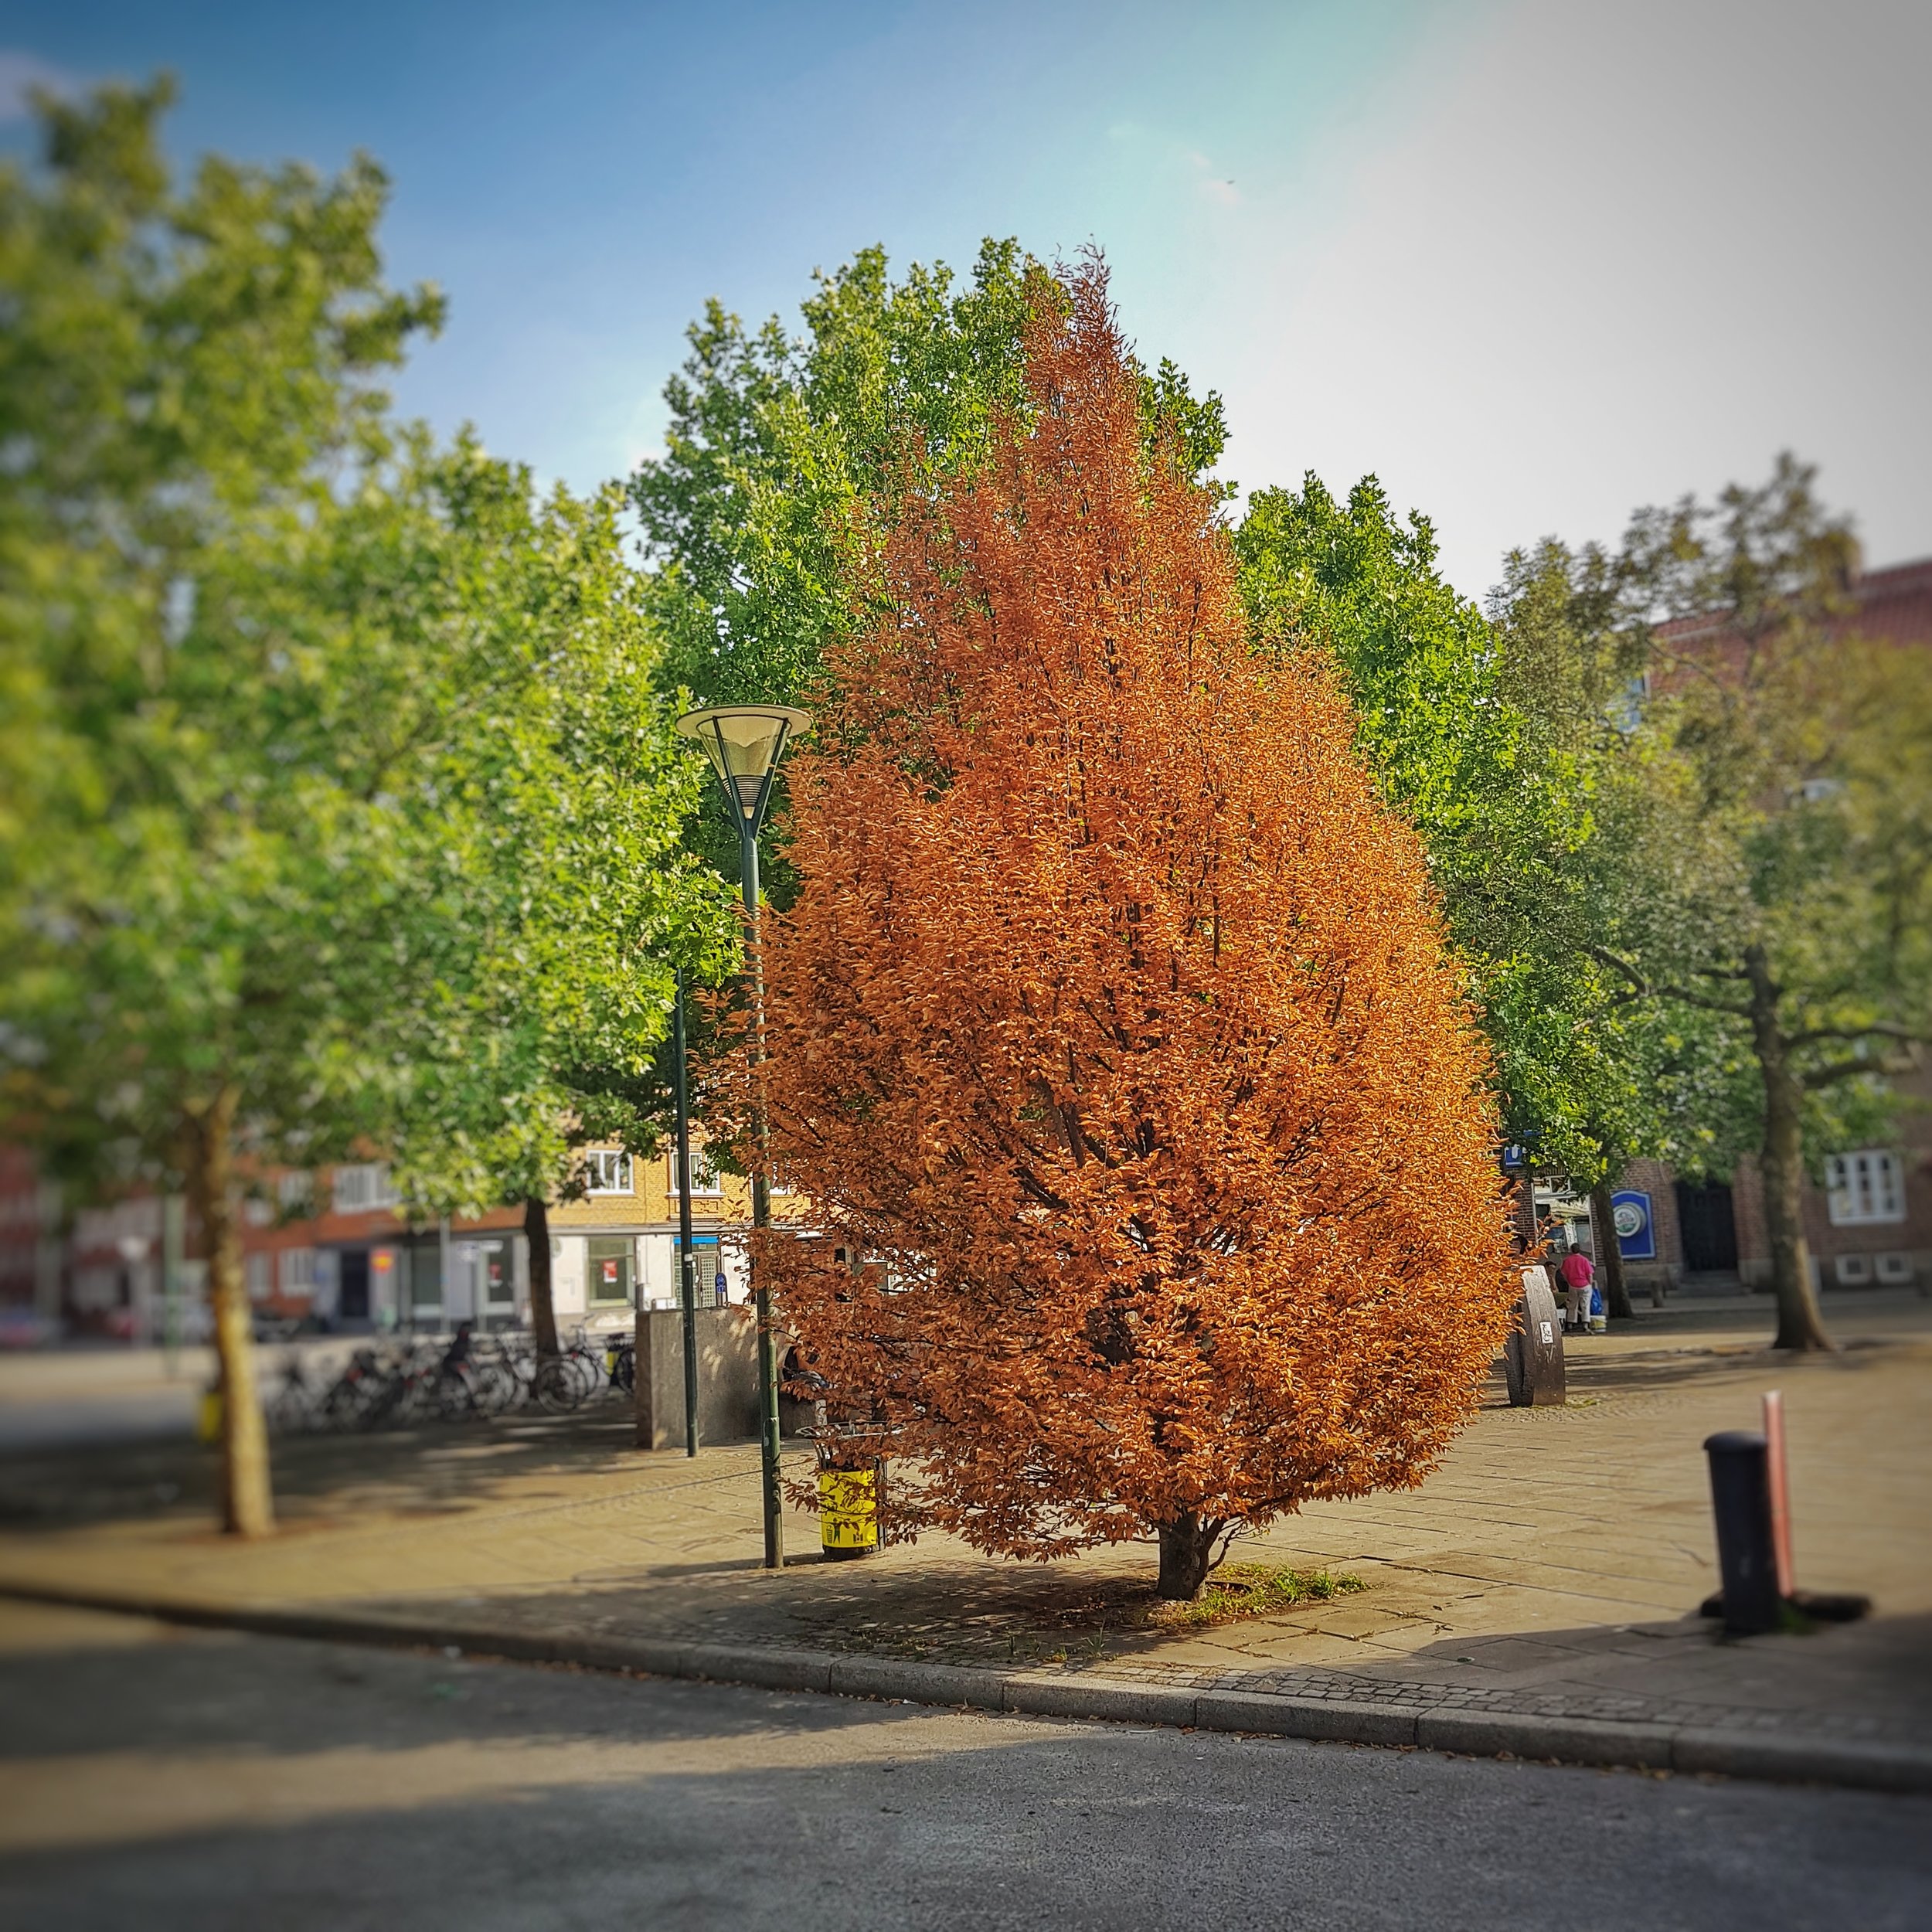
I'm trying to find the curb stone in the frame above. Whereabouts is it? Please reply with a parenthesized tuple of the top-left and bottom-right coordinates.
(1199, 1692, 1420, 1749)
(828, 1655, 1004, 1709)
(1416, 1709, 1673, 1770)
(2, 1578, 1927, 1795)
(1003, 1675, 1197, 1727)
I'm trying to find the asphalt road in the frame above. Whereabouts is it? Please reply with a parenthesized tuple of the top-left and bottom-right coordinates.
(0, 1602, 1926, 1932)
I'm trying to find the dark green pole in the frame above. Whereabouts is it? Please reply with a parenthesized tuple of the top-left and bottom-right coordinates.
(674, 971, 699, 1457)
(741, 823, 784, 1569)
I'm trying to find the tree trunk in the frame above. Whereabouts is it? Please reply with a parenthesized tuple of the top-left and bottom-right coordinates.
(1746, 945, 1834, 1352)
(1155, 1512, 1220, 1601)
(525, 1194, 560, 1358)
(1589, 1180, 1634, 1321)
(182, 1085, 274, 1537)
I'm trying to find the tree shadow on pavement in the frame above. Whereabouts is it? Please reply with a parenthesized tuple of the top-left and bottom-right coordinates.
(0, 1407, 681, 1534)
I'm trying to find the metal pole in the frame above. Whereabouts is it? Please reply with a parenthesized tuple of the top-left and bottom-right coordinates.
(161, 1192, 184, 1376)
(675, 972, 699, 1457)
(742, 823, 784, 1569)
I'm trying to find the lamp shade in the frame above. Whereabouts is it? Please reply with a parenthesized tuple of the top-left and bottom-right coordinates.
(675, 703, 811, 834)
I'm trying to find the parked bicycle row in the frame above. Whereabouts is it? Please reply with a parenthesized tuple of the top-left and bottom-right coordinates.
(258, 1325, 634, 1434)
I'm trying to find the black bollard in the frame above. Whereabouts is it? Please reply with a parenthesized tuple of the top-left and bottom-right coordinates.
(1703, 1430, 1781, 1635)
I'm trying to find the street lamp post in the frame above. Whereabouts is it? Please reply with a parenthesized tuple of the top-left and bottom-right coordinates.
(675, 702, 810, 1570)
(672, 969, 699, 1458)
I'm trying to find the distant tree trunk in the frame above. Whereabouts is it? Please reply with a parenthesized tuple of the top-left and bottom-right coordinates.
(525, 1193, 560, 1358)
(1589, 1180, 1634, 1321)
(1155, 1512, 1222, 1601)
(182, 1084, 273, 1537)
(1746, 945, 1834, 1352)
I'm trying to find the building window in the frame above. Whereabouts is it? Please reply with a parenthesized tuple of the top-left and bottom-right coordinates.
(277, 1170, 314, 1212)
(587, 1236, 634, 1305)
(331, 1163, 397, 1213)
(1825, 1151, 1905, 1226)
(666, 1143, 723, 1198)
(245, 1251, 274, 1300)
(583, 1149, 634, 1196)
(280, 1247, 317, 1294)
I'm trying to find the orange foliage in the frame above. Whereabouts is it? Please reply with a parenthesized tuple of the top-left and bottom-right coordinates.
(747, 263, 1515, 1595)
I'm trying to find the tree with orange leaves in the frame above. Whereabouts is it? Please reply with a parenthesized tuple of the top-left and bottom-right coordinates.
(747, 262, 1516, 1599)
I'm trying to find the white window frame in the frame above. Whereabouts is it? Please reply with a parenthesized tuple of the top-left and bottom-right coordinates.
(280, 1247, 317, 1294)
(1825, 1150, 1905, 1226)
(245, 1251, 274, 1300)
(277, 1170, 313, 1211)
(583, 1149, 634, 1196)
(666, 1141, 724, 1199)
(330, 1163, 397, 1213)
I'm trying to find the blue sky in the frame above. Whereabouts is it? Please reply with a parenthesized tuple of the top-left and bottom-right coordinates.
(5, 1, 1928, 594)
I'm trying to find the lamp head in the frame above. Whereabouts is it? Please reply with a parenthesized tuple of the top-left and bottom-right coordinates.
(675, 703, 811, 838)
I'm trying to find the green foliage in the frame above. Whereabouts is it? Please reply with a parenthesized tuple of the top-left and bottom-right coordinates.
(0, 81, 730, 1218)
(1608, 458, 1932, 1175)
(1234, 475, 1653, 1182)
(0, 79, 442, 1184)
(631, 240, 1230, 713)
(243, 436, 739, 1216)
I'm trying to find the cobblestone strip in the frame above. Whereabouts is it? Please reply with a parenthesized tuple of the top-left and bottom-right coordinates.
(1046, 1655, 1925, 1746)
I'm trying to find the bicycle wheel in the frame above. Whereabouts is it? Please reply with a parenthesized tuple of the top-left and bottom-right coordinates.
(532, 1355, 580, 1413)
(470, 1358, 516, 1417)
(432, 1367, 477, 1423)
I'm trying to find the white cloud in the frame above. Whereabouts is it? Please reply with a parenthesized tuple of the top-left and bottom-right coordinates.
(1108, 123, 1243, 209)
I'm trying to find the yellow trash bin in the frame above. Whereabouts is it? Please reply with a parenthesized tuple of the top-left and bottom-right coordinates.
(196, 1389, 223, 1445)
(818, 1463, 881, 1560)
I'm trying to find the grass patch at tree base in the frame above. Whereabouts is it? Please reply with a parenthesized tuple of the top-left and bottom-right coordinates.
(1146, 1563, 1366, 1632)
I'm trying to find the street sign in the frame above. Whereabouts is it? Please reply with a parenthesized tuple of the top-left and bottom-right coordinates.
(1611, 1189, 1656, 1260)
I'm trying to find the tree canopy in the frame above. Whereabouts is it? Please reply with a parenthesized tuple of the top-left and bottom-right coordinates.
(743, 266, 1515, 1598)
(1596, 458, 1931, 1346)
(0, 81, 729, 1522)
(1233, 477, 1665, 1189)
(630, 240, 1230, 713)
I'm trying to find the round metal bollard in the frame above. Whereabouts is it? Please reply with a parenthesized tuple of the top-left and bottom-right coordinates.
(1703, 1430, 1781, 1635)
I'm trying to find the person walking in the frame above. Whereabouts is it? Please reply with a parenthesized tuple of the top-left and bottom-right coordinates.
(1558, 1246, 1596, 1334)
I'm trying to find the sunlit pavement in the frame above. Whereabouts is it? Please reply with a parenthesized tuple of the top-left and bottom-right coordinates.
(5, 1296, 1930, 1765)
(0, 1600, 1926, 1932)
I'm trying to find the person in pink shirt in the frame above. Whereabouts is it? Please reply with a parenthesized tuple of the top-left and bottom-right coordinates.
(1557, 1246, 1596, 1334)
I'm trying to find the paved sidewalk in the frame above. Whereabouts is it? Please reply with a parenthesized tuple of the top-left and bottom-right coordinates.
(3, 1293, 1929, 1785)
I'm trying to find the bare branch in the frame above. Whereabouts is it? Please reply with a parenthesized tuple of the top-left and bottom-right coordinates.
(1802, 1049, 1922, 1090)
(1788, 1021, 1932, 1050)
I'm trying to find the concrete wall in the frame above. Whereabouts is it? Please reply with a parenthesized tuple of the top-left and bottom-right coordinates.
(639, 1232, 675, 1303)
(633, 1303, 760, 1450)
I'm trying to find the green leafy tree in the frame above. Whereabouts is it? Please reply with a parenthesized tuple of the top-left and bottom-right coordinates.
(631, 240, 1230, 717)
(1595, 458, 1932, 1349)
(1234, 478, 1668, 1216)
(0, 79, 443, 1532)
(1483, 536, 1707, 1315)
(0, 83, 729, 1536)
(628, 243, 1231, 907)
(334, 445, 737, 1352)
